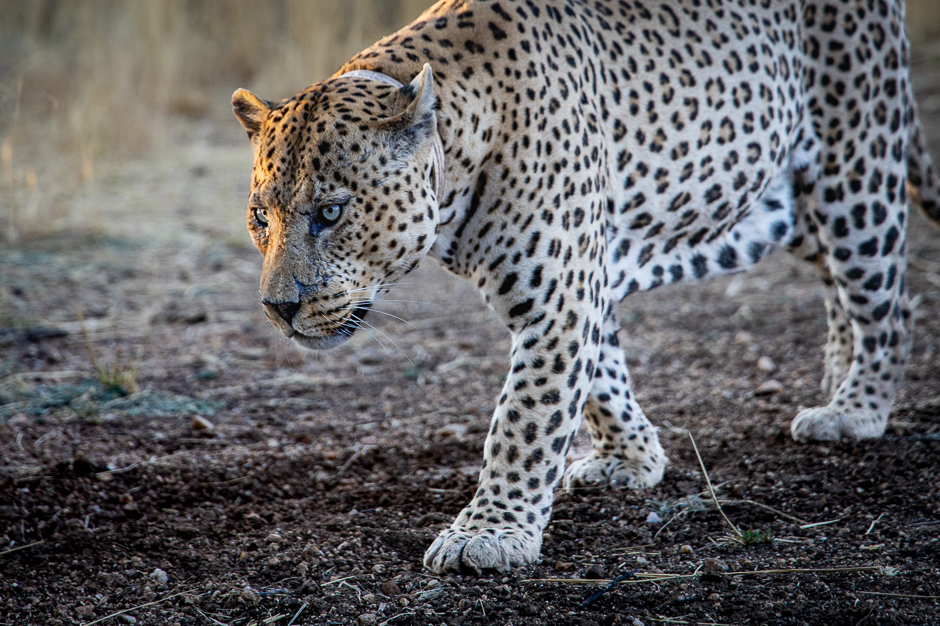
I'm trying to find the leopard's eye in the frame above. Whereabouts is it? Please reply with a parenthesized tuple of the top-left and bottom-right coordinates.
(252, 207, 269, 228)
(319, 204, 343, 224)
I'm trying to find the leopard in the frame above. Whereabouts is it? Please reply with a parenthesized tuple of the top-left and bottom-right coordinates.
(232, 0, 940, 574)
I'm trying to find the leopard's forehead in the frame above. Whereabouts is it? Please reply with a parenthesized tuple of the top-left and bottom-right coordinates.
(250, 79, 404, 207)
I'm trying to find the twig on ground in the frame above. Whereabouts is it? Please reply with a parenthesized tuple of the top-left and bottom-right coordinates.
(524, 565, 886, 586)
(865, 513, 886, 535)
(0, 540, 44, 557)
(335, 448, 364, 477)
(857, 591, 940, 600)
(581, 571, 636, 607)
(800, 518, 842, 529)
(82, 591, 188, 626)
(286, 603, 308, 626)
(321, 575, 357, 586)
(717, 499, 809, 525)
(688, 432, 741, 538)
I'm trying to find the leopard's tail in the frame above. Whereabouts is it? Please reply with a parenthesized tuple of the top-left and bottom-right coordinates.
(907, 102, 940, 228)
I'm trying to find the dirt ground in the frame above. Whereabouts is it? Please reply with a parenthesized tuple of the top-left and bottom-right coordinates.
(2, 52, 940, 626)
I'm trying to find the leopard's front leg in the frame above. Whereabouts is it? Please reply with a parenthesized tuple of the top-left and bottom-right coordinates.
(424, 278, 603, 574)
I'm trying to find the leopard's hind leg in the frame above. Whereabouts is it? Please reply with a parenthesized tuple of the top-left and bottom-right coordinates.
(785, 155, 913, 442)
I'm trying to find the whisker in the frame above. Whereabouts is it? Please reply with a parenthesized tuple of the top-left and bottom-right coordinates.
(349, 314, 414, 367)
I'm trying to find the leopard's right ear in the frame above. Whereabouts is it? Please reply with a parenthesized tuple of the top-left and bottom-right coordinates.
(232, 89, 272, 141)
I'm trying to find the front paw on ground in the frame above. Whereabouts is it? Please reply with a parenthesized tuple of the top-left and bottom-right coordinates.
(562, 453, 665, 493)
(423, 526, 540, 574)
(790, 406, 886, 443)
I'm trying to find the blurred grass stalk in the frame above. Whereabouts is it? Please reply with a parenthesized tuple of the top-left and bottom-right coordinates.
(0, 0, 429, 241)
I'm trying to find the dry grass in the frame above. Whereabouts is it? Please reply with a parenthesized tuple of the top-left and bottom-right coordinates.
(0, 0, 430, 241)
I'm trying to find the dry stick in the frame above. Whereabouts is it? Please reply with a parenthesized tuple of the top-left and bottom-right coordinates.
(286, 602, 308, 626)
(717, 499, 809, 525)
(688, 432, 741, 538)
(865, 513, 886, 535)
(524, 565, 885, 585)
(0, 540, 44, 557)
(857, 590, 940, 600)
(82, 591, 188, 626)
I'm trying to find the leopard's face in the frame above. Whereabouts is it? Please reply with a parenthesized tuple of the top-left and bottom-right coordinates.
(233, 69, 440, 349)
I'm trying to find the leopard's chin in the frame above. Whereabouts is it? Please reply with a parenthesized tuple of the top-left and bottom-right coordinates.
(288, 305, 371, 351)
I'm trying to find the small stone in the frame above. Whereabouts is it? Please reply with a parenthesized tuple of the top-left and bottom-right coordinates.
(756, 356, 777, 373)
(733, 331, 754, 346)
(380, 580, 401, 596)
(708, 592, 721, 601)
(755, 379, 784, 395)
(646, 511, 662, 524)
(398, 596, 410, 607)
(554, 561, 575, 572)
(679, 544, 693, 554)
(635, 555, 649, 565)
(75, 605, 95, 617)
(358, 613, 377, 626)
(585, 564, 606, 579)
(119, 615, 138, 624)
(266, 533, 282, 543)
(703, 558, 728, 573)
(632, 619, 646, 626)
(191, 416, 214, 431)
(436, 423, 467, 439)
(362, 593, 376, 605)
(149, 568, 168, 585)
(371, 563, 386, 574)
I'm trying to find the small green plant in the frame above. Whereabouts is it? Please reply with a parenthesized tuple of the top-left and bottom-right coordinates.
(739, 528, 774, 546)
(76, 308, 138, 396)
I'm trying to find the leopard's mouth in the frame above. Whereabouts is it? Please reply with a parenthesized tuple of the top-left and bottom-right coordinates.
(287, 304, 371, 350)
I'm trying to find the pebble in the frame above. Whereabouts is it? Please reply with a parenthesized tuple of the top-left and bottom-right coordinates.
(371, 563, 386, 574)
(265, 533, 282, 543)
(358, 613, 377, 626)
(380, 580, 401, 596)
(191, 416, 214, 431)
(755, 379, 784, 395)
(149, 568, 168, 584)
(646, 511, 662, 524)
(756, 356, 777, 373)
(703, 558, 729, 573)
(585, 564, 606, 579)
(362, 593, 376, 605)
(679, 544, 694, 554)
(554, 561, 575, 572)
(436, 423, 467, 439)
(119, 615, 137, 624)
(75, 605, 94, 617)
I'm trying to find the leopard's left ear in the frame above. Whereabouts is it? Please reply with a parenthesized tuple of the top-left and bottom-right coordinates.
(381, 64, 438, 155)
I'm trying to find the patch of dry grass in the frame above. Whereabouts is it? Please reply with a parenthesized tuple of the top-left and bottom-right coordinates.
(0, 0, 430, 241)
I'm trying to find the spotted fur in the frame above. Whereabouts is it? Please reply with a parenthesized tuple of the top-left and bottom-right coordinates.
(233, 0, 940, 574)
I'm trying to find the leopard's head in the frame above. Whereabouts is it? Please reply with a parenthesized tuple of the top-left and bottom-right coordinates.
(233, 65, 440, 349)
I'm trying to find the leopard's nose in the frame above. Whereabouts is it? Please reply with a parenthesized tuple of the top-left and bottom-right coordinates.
(263, 299, 300, 324)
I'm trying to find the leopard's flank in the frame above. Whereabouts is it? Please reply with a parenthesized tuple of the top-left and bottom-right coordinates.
(233, 0, 940, 574)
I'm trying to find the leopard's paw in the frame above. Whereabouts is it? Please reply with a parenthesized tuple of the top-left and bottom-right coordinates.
(563, 451, 665, 493)
(423, 526, 540, 574)
(791, 406, 886, 443)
